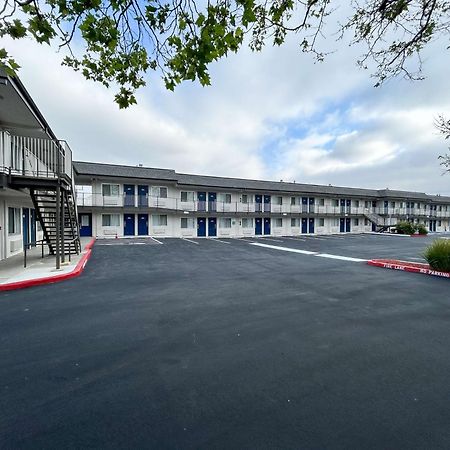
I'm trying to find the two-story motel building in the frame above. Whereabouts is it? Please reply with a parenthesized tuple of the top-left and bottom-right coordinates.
(74, 162, 450, 239)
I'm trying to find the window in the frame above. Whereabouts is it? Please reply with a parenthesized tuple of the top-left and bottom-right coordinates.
(354, 218, 359, 226)
(241, 194, 248, 203)
(333, 199, 339, 207)
(242, 218, 253, 228)
(218, 193, 232, 203)
(180, 191, 195, 202)
(354, 200, 360, 207)
(332, 218, 339, 227)
(319, 199, 325, 206)
(151, 186, 168, 198)
(102, 184, 119, 196)
(81, 215, 90, 226)
(291, 197, 296, 205)
(438, 221, 442, 227)
(102, 214, 120, 227)
(219, 218, 232, 228)
(319, 218, 325, 227)
(152, 215, 167, 226)
(181, 217, 195, 229)
(364, 201, 369, 208)
(275, 196, 283, 205)
(391, 201, 395, 208)
(364, 218, 369, 226)
(291, 218, 300, 227)
(8, 207, 21, 235)
(275, 218, 283, 227)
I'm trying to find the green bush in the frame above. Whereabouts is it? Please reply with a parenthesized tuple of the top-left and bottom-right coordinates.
(395, 221, 416, 235)
(416, 224, 428, 235)
(424, 239, 450, 272)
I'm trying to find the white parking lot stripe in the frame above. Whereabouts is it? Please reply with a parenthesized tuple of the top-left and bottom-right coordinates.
(182, 238, 199, 245)
(250, 243, 318, 255)
(150, 237, 163, 245)
(208, 238, 230, 244)
(316, 253, 367, 262)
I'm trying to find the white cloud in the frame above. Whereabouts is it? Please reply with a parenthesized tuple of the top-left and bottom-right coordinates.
(4, 29, 450, 195)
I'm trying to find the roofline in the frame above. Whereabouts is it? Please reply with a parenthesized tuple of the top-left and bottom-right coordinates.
(8, 74, 58, 141)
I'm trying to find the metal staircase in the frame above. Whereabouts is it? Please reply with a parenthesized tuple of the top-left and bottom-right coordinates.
(30, 187, 81, 257)
(363, 210, 391, 232)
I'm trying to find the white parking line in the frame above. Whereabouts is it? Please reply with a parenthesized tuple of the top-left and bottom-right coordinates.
(208, 238, 230, 244)
(258, 238, 285, 242)
(282, 237, 306, 241)
(150, 237, 163, 245)
(316, 253, 367, 262)
(249, 242, 366, 262)
(235, 238, 254, 243)
(182, 238, 199, 245)
(250, 243, 318, 255)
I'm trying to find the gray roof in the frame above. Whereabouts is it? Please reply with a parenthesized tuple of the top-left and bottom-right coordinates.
(73, 161, 450, 203)
(73, 161, 177, 181)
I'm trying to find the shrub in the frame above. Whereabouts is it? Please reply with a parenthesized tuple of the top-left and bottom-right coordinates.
(395, 221, 416, 235)
(424, 239, 450, 272)
(416, 224, 428, 235)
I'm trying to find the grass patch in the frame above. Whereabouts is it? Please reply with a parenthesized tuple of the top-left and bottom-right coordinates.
(424, 239, 450, 272)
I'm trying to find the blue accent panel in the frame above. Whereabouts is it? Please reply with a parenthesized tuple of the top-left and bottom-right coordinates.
(340, 218, 345, 233)
(345, 218, 351, 232)
(208, 217, 217, 236)
(309, 218, 315, 234)
(80, 213, 93, 237)
(138, 185, 148, 206)
(198, 192, 206, 211)
(197, 217, 206, 237)
(301, 218, 308, 234)
(255, 218, 262, 235)
(264, 217, 271, 235)
(22, 208, 29, 247)
(124, 214, 135, 236)
(138, 214, 148, 235)
(124, 184, 135, 207)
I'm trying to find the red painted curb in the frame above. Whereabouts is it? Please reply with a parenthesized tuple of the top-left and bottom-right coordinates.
(368, 259, 450, 279)
(0, 238, 96, 292)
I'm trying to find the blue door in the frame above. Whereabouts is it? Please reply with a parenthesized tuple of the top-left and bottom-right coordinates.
(302, 197, 308, 213)
(309, 198, 315, 213)
(138, 185, 148, 207)
(301, 218, 308, 234)
(255, 218, 262, 235)
(124, 214, 135, 236)
(197, 217, 206, 237)
(255, 194, 262, 212)
(30, 209, 36, 246)
(345, 218, 351, 232)
(309, 218, 315, 234)
(208, 192, 217, 212)
(384, 200, 389, 214)
(346, 199, 351, 213)
(264, 195, 271, 212)
(198, 192, 206, 211)
(340, 218, 345, 233)
(80, 213, 92, 237)
(124, 184, 135, 207)
(138, 214, 148, 235)
(372, 222, 377, 232)
(22, 208, 29, 247)
(208, 217, 217, 236)
(264, 217, 271, 235)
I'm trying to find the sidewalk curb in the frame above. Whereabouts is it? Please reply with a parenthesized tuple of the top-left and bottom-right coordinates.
(367, 259, 450, 279)
(0, 238, 96, 292)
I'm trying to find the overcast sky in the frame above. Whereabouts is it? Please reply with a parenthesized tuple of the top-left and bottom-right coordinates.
(5, 26, 450, 195)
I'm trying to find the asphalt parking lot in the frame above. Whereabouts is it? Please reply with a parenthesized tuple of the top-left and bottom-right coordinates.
(1, 234, 450, 449)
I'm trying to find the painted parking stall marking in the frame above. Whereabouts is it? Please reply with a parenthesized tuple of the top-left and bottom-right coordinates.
(250, 242, 366, 262)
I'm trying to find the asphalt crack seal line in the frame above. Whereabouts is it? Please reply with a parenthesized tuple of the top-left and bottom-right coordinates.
(249, 242, 367, 262)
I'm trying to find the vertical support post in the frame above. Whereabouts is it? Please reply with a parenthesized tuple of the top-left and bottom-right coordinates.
(61, 189, 65, 263)
(55, 183, 61, 269)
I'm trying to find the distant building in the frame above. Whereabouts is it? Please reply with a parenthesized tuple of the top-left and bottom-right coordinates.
(73, 161, 450, 239)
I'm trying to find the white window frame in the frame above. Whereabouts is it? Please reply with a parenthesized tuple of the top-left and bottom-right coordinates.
(151, 186, 168, 198)
(274, 218, 283, 227)
(241, 218, 253, 228)
(219, 218, 232, 228)
(218, 193, 232, 203)
(181, 217, 195, 229)
(102, 214, 120, 227)
(152, 214, 168, 226)
(102, 184, 120, 197)
(180, 191, 195, 202)
(8, 207, 21, 235)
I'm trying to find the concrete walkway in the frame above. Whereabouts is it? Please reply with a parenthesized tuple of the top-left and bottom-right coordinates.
(0, 237, 92, 286)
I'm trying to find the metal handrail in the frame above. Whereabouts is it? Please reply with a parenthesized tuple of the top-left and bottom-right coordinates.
(23, 239, 48, 268)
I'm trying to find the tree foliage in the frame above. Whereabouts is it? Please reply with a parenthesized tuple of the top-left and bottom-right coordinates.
(1, 0, 450, 107)
(436, 115, 450, 172)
